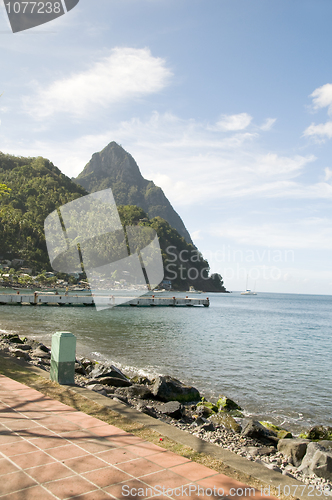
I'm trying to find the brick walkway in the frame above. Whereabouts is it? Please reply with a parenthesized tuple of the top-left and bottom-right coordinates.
(0, 375, 277, 500)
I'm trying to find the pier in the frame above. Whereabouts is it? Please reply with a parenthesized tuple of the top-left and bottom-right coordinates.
(0, 293, 209, 307)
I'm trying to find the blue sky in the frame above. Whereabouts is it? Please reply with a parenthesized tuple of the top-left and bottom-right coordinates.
(1, 0, 332, 294)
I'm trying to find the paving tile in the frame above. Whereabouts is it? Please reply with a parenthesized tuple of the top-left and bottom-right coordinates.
(170, 462, 217, 481)
(0, 485, 57, 500)
(10, 450, 56, 469)
(19, 412, 49, 420)
(47, 443, 89, 460)
(96, 447, 140, 464)
(48, 421, 82, 433)
(116, 457, 164, 477)
(26, 461, 75, 482)
(23, 426, 59, 438)
(0, 430, 23, 444)
(142, 470, 191, 489)
(59, 412, 106, 427)
(125, 442, 166, 457)
(25, 434, 67, 450)
(74, 438, 117, 454)
(60, 430, 96, 441)
(0, 457, 20, 475)
(88, 424, 129, 437)
(103, 434, 145, 447)
(64, 454, 109, 473)
(1, 418, 40, 431)
(82, 465, 132, 488)
(147, 451, 190, 468)
(0, 440, 39, 457)
(105, 478, 152, 499)
(0, 470, 38, 495)
(44, 475, 97, 499)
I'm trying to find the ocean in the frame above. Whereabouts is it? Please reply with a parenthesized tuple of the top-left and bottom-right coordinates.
(0, 289, 331, 433)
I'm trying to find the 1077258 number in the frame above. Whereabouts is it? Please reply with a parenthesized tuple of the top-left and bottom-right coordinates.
(5, 2, 62, 14)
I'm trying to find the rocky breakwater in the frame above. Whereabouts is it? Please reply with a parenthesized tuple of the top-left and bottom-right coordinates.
(1, 332, 332, 495)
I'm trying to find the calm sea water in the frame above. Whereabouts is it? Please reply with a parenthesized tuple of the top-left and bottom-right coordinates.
(0, 289, 331, 432)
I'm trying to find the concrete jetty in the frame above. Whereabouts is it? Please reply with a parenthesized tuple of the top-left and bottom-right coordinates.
(0, 292, 210, 307)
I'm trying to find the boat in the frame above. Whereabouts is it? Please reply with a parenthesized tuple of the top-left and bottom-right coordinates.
(187, 286, 203, 294)
(240, 277, 257, 295)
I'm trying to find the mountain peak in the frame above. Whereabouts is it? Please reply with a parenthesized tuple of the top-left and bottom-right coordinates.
(74, 142, 194, 245)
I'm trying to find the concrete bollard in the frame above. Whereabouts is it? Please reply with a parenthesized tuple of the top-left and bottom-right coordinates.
(50, 332, 76, 385)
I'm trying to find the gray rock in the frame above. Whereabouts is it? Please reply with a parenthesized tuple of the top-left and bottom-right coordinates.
(264, 463, 282, 473)
(277, 438, 310, 467)
(75, 362, 87, 375)
(210, 413, 242, 433)
(152, 376, 200, 402)
(112, 395, 129, 405)
(13, 349, 31, 361)
(89, 363, 129, 381)
(32, 347, 51, 359)
(87, 384, 107, 396)
(318, 441, 332, 451)
(307, 425, 332, 441)
(16, 344, 32, 351)
(154, 401, 183, 419)
(87, 377, 132, 388)
(241, 419, 277, 444)
(247, 446, 275, 457)
(299, 442, 332, 480)
(126, 385, 152, 399)
(136, 402, 158, 417)
(8, 335, 24, 344)
(200, 422, 215, 432)
(37, 343, 50, 353)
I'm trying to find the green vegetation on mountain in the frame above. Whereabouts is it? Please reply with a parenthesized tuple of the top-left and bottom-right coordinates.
(117, 205, 226, 292)
(0, 152, 226, 292)
(74, 142, 194, 245)
(0, 153, 87, 269)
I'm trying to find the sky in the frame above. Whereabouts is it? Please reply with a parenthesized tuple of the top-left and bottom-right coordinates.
(1, 0, 332, 294)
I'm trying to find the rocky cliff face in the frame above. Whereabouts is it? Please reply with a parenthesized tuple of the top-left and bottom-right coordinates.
(73, 142, 193, 245)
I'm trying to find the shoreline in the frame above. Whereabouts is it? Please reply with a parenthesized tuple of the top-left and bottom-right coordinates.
(1, 332, 332, 496)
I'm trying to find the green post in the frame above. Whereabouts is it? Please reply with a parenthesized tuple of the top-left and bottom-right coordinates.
(50, 332, 76, 385)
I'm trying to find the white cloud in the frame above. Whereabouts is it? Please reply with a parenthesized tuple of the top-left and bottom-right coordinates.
(310, 83, 332, 114)
(24, 47, 172, 118)
(210, 218, 332, 250)
(325, 167, 332, 181)
(214, 113, 252, 131)
(260, 118, 276, 131)
(7, 112, 320, 206)
(303, 121, 332, 140)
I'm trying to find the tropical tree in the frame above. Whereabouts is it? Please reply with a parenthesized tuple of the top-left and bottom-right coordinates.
(0, 183, 11, 197)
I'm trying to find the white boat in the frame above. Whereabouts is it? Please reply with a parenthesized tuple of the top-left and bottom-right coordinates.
(187, 286, 203, 294)
(241, 277, 257, 295)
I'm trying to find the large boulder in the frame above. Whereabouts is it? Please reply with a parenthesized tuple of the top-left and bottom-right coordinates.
(126, 385, 152, 399)
(87, 376, 132, 387)
(277, 438, 309, 467)
(217, 395, 242, 411)
(299, 442, 332, 480)
(13, 349, 31, 361)
(152, 376, 200, 402)
(32, 347, 51, 359)
(154, 401, 183, 419)
(306, 425, 332, 441)
(241, 419, 278, 445)
(210, 413, 242, 433)
(89, 364, 128, 381)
